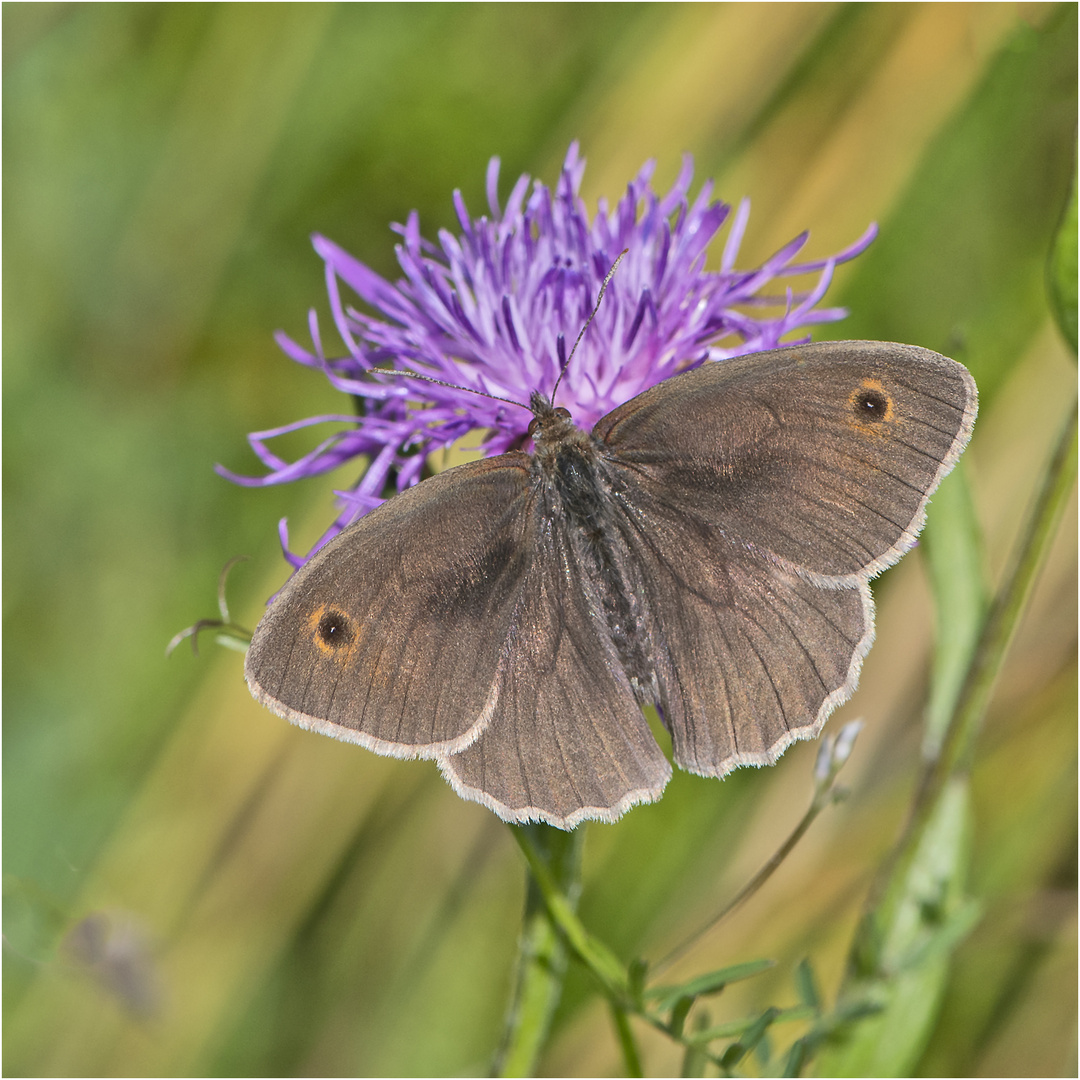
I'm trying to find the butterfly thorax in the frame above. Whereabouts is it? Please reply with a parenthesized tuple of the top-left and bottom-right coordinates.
(528, 394, 658, 706)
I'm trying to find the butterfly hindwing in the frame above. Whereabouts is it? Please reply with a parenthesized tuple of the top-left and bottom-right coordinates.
(439, 509, 672, 828)
(607, 482, 871, 775)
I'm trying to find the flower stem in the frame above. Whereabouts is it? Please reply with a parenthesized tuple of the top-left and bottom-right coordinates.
(933, 395, 1077, 781)
(510, 825, 630, 998)
(610, 1000, 645, 1077)
(494, 824, 585, 1077)
(652, 759, 848, 977)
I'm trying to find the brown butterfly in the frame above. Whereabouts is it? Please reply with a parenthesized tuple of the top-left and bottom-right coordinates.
(245, 340, 976, 828)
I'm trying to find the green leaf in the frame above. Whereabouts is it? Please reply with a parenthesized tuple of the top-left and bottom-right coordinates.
(794, 958, 821, 1011)
(689, 1005, 815, 1046)
(668, 995, 695, 1039)
(645, 958, 775, 1011)
(782, 1037, 808, 1078)
(719, 1007, 780, 1068)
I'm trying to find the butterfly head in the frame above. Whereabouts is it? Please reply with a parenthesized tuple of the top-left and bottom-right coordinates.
(527, 390, 583, 453)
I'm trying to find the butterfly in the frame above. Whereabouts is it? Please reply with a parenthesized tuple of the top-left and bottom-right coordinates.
(245, 340, 977, 828)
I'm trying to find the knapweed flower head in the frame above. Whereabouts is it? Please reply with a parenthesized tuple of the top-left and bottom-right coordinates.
(220, 143, 875, 567)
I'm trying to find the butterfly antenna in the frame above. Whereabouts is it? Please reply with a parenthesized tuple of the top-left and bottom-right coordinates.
(369, 369, 531, 412)
(550, 248, 629, 405)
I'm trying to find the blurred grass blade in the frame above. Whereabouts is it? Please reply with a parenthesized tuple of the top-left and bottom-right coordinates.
(935, 397, 1077, 789)
(921, 465, 988, 759)
(1048, 150, 1078, 355)
(815, 777, 975, 1076)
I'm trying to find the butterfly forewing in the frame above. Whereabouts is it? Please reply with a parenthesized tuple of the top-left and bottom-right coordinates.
(595, 341, 977, 581)
(245, 456, 536, 758)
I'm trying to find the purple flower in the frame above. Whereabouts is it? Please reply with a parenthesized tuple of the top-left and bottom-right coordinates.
(220, 142, 875, 568)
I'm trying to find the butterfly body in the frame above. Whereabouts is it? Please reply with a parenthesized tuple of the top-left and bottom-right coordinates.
(246, 341, 977, 828)
(529, 397, 659, 708)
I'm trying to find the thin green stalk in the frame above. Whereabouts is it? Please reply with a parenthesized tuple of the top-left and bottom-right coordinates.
(510, 825, 630, 999)
(652, 781, 837, 977)
(610, 1001, 645, 1078)
(494, 825, 584, 1077)
(653, 723, 861, 977)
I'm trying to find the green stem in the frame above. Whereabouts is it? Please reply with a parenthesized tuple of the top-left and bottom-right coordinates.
(494, 824, 584, 1077)
(912, 397, 1075, 854)
(511, 825, 630, 998)
(653, 778, 839, 976)
(610, 1001, 645, 1077)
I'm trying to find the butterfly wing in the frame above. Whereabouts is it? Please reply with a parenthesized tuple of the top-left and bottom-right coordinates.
(595, 340, 976, 775)
(439, 506, 672, 828)
(247, 451, 672, 826)
(608, 485, 873, 774)
(595, 340, 977, 581)
(245, 455, 538, 758)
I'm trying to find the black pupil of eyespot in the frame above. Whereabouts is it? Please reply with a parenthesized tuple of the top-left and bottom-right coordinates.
(317, 610, 353, 646)
(856, 390, 888, 419)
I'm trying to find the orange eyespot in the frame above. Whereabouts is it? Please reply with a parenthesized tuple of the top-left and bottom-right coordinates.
(306, 604, 358, 659)
(848, 377, 895, 428)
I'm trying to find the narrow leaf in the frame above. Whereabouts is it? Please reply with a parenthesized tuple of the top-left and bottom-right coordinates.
(669, 995, 695, 1039)
(794, 958, 821, 1011)
(645, 958, 775, 1010)
(689, 1005, 815, 1046)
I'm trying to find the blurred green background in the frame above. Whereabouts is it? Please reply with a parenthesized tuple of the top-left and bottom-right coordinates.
(4, 3, 1075, 1075)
